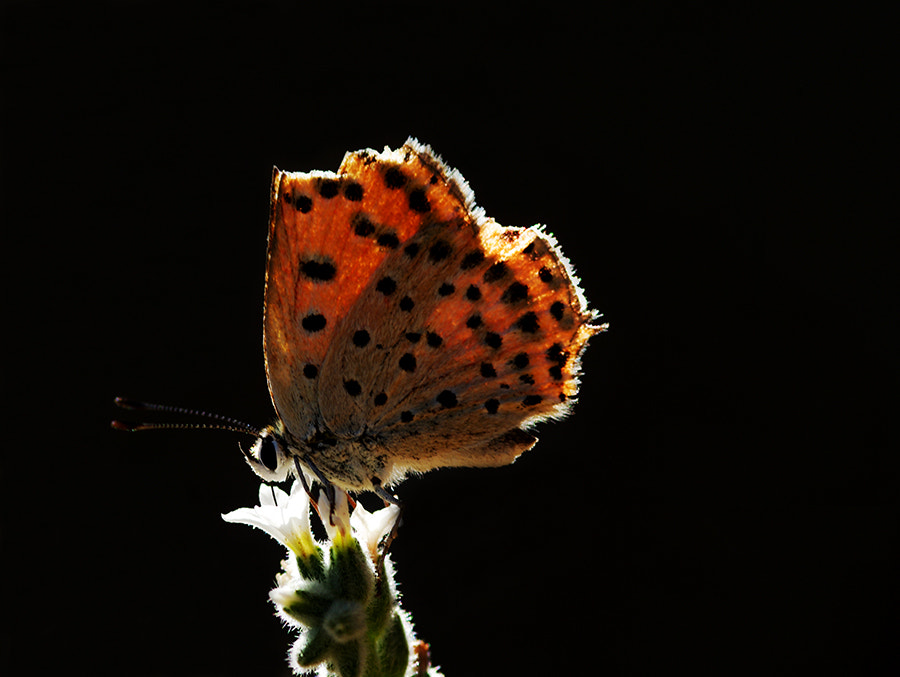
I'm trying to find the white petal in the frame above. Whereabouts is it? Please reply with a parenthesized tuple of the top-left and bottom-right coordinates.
(351, 503, 400, 557)
(221, 506, 262, 525)
(258, 483, 276, 507)
(317, 489, 351, 540)
(222, 506, 289, 545)
(288, 479, 306, 499)
(225, 483, 317, 551)
(269, 584, 300, 608)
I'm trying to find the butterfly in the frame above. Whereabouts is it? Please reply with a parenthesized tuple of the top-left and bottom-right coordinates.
(116, 139, 604, 501)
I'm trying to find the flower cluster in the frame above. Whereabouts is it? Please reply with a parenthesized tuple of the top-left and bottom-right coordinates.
(223, 481, 440, 677)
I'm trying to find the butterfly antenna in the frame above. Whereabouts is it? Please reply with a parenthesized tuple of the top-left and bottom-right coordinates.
(111, 397, 260, 436)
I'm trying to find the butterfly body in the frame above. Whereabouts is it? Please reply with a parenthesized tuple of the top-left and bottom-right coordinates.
(252, 139, 603, 492)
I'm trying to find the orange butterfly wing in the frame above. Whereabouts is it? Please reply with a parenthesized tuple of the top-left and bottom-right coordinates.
(264, 139, 602, 487)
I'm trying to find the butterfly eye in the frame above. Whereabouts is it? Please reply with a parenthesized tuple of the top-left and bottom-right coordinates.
(258, 436, 279, 472)
(244, 427, 292, 482)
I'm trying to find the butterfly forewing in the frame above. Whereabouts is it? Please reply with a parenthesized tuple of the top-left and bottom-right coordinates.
(264, 139, 602, 484)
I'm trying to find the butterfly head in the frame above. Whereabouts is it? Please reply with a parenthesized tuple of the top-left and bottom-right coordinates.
(243, 422, 294, 482)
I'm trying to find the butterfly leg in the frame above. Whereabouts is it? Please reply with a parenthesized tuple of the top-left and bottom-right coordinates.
(293, 455, 337, 521)
(373, 484, 402, 507)
(294, 457, 315, 499)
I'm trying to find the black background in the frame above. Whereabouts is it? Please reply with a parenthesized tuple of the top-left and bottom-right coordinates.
(2, 2, 897, 675)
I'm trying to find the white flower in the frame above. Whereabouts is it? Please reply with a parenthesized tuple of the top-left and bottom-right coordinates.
(315, 488, 352, 541)
(224, 481, 401, 565)
(351, 502, 401, 561)
(222, 480, 316, 557)
(269, 578, 303, 610)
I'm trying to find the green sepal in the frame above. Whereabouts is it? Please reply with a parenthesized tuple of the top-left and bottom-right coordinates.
(377, 614, 410, 677)
(330, 638, 364, 677)
(296, 545, 326, 581)
(328, 534, 374, 603)
(295, 626, 333, 668)
(366, 561, 394, 635)
(282, 586, 333, 626)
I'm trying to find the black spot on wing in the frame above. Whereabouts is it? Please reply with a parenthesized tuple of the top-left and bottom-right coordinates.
(501, 281, 529, 304)
(515, 312, 540, 334)
(377, 231, 400, 249)
(484, 332, 502, 349)
(436, 390, 457, 408)
(352, 330, 371, 347)
(483, 262, 508, 283)
(300, 258, 336, 282)
(302, 313, 327, 332)
(460, 251, 485, 270)
(399, 353, 416, 372)
(352, 213, 376, 237)
(318, 179, 340, 198)
(343, 182, 364, 201)
(385, 166, 408, 189)
(428, 240, 451, 263)
(376, 276, 397, 295)
(409, 187, 431, 213)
